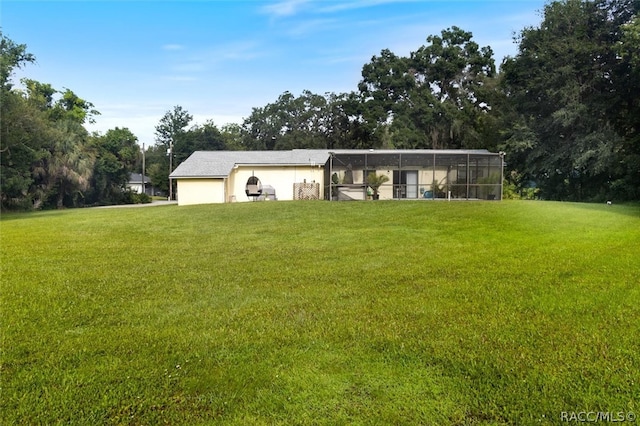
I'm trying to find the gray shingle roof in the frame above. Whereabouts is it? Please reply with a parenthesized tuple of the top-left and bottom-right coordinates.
(169, 150, 332, 178)
(129, 173, 151, 183)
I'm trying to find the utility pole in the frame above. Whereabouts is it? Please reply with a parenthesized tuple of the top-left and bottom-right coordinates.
(168, 141, 173, 200)
(141, 143, 146, 195)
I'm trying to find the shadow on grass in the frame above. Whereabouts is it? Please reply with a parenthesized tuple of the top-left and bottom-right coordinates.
(0, 209, 69, 222)
(562, 200, 640, 219)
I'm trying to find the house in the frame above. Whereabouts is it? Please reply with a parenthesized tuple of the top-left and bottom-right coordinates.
(127, 173, 153, 195)
(169, 149, 504, 206)
(169, 150, 328, 206)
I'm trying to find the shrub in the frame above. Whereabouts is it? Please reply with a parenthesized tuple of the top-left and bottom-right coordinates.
(121, 189, 152, 204)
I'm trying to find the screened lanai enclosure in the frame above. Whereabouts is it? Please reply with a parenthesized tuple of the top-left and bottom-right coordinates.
(325, 150, 504, 201)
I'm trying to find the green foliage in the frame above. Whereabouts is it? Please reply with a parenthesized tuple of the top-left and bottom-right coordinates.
(501, 0, 640, 201)
(42, 120, 95, 209)
(241, 90, 332, 150)
(366, 172, 389, 197)
(155, 105, 192, 150)
(154, 105, 192, 198)
(219, 122, 245, 151)
(22, 79, 99, 124)
(503, 179, 540, 200)
(1, 33, 106, 210)
(135, 192, 152, 204)
(86, 128, 139, 206)
(331, 172, 340, 185)
(5, 2, 640, 210)
(1, 91, 47, 210)
(144, 144, 170, 194)
(1, 34, 39, 210)
(359, 27, 496, 150)
(239, 90, 390, 151)
(2, 201, 639, 424)
(618, 16, 640, 68)
(53, 88, 100, 124)
(430, 177, 447, 198)
(477, 173, 501, 199)
(178, 120, 226, 163)
(21, 78, 56, 109)
(0, 31, 35, 90)
(150, 107, 235, 197)
(238, 27, 501, 153)
(120, 189, 151, 204)
(146, 109, 232, 195)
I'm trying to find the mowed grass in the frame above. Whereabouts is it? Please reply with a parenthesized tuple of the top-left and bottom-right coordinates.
(1, 200, 639, 425)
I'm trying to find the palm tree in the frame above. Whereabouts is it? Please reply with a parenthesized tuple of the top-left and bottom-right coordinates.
(367, 172, 390, 200)
(46, 120, 95, 208)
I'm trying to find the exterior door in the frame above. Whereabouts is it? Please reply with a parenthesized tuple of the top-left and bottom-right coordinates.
(392, 170, 419, 198)
(405, 171, 418, 198)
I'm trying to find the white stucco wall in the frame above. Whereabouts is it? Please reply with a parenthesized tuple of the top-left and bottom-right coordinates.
(176, 179, 226, 206)
(228, 165, 324, 202)
(127, 183, 144, 194)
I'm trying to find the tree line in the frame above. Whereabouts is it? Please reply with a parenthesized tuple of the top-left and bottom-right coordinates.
(1, 0, 638, 209)
(0, 49, 140, 210)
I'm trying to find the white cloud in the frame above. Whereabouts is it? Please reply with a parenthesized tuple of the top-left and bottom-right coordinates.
(163, 75, 198, 82)
(261, 0, 311, 17)
(286, 18, 339, 37)
(156, 40, 265, 85)
(179, 41, 264, 68)
(261, 0, 420, 16)
(162, 44, 185, 51)
(316, 54, 369, 65)
(317, 0, 417, 14)
(171, 62, 207, 73)
(217, 40, 264, 61)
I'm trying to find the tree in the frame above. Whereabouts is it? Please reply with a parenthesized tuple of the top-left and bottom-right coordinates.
(52, 88, 100, 124)
(241, 104, 278, 150)
(0, 92, 50, 209)
(501, 0, 640, 201)
(325, 91, 385, 149)
(0, 31, 35, 91)
(86, 128, 139, 205)
(21, 79, 99, 125)
(146, 117, 229, 195)
(358, 27, 496, 149)
(154, 105, 192, 197)
(21, 79, 56, 110)
(178, 120, 226, 163)
(31, 88, 99, 208)
(367, 172, 390, 200)
(220, 123, 245, 150)
(155, 105, 192, 150)
(610, 13, 640, 199)
(1, 36, 99, 209)
(241, 91, 333, 150)
(33, 120, 95, 209)
(240, 90, 385, 151)
(0, 33, 39, 210)
(145, 144, 170, 195)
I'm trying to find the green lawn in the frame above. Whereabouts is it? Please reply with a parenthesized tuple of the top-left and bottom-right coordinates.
(1, 200, 639, 425)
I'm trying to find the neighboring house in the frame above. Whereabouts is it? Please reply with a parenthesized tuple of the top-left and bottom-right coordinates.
(127, 173, 153, 195)
(169, 149, 504, 206)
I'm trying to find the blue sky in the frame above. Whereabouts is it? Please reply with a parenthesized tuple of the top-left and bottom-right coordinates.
(3, 0, 547, 145)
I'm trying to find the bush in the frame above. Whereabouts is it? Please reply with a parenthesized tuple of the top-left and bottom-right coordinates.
(121, 190, 152, 205)
(132, 192, 152, 204)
